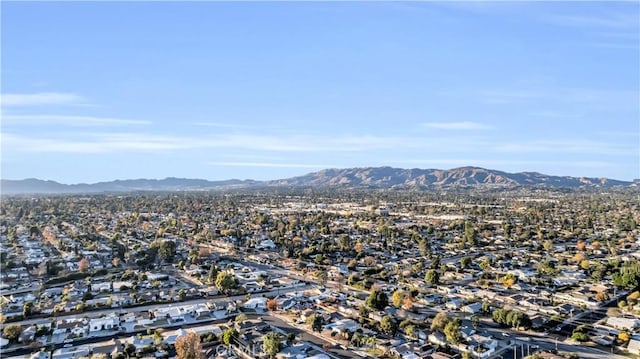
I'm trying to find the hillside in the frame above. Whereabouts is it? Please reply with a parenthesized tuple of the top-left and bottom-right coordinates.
(1, 167, 634, 194)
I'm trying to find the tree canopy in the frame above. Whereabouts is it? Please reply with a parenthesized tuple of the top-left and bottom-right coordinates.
(175, 331, 204, 359)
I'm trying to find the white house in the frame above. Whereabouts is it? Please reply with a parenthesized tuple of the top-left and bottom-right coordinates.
(89, 316, 119, 333)
(461, 302, 482, 314)
(324, 319, 360, 333)
(606, 317, 640, 330)
(628, 337, 640, 356)
(243, 297, 268, 310)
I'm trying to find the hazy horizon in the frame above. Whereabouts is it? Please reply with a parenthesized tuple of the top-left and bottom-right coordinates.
(2, 164, 637, 186)
(2, 2, 639, 182)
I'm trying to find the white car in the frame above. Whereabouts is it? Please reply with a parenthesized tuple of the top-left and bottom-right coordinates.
(502, 332, 510, 337)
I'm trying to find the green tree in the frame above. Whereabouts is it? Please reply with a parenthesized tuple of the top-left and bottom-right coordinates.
(222, 328, 238, 346)
(418, 238, 430, 257)
(380, 315, 398, 335)
(391, 290, 405, 308)
(431, 312, 450, 332)
(306, 314, 324, 332)
(479, 257, 491, 270)
(207, 265, 218, 284)
(464, 221, 477, 246)
(315, 271, 328, 286)
(471, 315, 480, 330)
(444, 319, 462, 344)
(425, 269, 439, 285)
(404, 324, 416, 339)
(366, 289, 388, 311)
(262, 332, 283, 358)
(124, 342, 136, 357)
(215, 271, 237, 294)
(460, 257, 472, 270)
(612, 261, 640, 289)
(158, 240, 177, 262)
(22, 302, 33, 318)
(3, 324, 22, 342)
(571, 331, 589, 342)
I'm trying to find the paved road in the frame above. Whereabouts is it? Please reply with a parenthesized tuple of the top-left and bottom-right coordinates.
(1, 285, 311, 329)
(481, 326, 627, 359)
(258, 314, 361, 359)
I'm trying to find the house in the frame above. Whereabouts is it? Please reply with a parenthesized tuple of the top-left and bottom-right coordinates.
(20, 325, 37, 344)
(132, 336, 155, 351)
(606, 317, 640, 330)
(163, 328, 189, 345)
(29, 351, 51, 359)
(51, 345, 90, 359)
(243, 297, 268, 310)
(390, 342, 433, 359)
(89, 316, 119, 333)
(428, 332, 446, 346)
(155, 306, 185, 321)
(91, 282, 111, 293)
(88, 339, 120, 357)
(461, 302, 482, 314)
(53, 319, 87, 337)
(324, 319, 360, 333)
(445, 297, 463, 310)
(628, 337, 640, 356)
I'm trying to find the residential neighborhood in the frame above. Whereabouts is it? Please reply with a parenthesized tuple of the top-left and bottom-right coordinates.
(0, 188, 639, 359)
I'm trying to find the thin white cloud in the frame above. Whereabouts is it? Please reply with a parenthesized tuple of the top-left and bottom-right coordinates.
(3, 115, 151, 126)
(421, 121, 493, 130)
(547, 12, 639, 30)
(457, 87, 639, 110)
(191, 122, 269, 130)
(2, 133, 192, 154)
(207, 161, 332, 169)
(1, 132, 421, 154)
(491, 139, 635, 156)
(1, 92, 85, 106)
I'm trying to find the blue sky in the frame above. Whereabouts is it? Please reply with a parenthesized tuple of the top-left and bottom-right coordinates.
(1, 1, 638, 183)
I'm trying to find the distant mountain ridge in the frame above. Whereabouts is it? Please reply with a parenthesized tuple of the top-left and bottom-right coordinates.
(0, 177, 257, 194)
(1, 167, 635, 194)
(265, 166, 633, 188)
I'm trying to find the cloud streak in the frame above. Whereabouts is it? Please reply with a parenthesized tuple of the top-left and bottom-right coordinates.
(548, 12, 639, 30)
(421, 121, 493, 130)
(3, 115, 151, 126)
(1, 92, 85, 106)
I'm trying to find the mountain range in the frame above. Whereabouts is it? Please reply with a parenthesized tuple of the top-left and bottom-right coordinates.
(1, 166, 636, 194)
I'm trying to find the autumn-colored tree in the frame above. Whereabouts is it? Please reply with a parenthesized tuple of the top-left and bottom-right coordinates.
(618, 331, 630, 343)
(198, 247, 211, 258)
(402, 295, 413, 310)
(78, 258, 90, 273)
(175, 331, 203, 359)
(576, 240, 586, 251)
(266, 298, 278, 311)
(595, 291, 609, 302)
